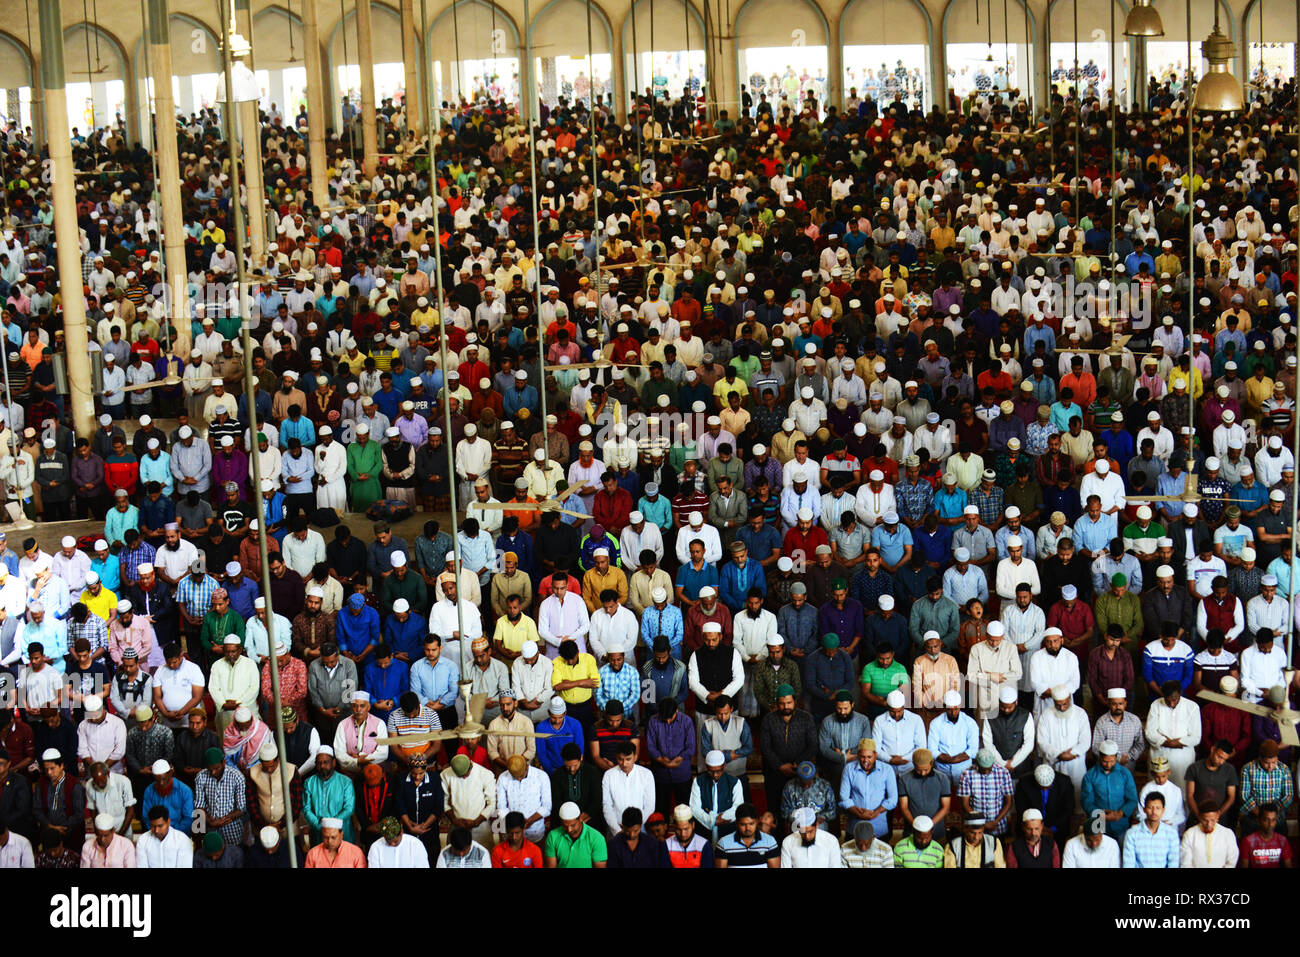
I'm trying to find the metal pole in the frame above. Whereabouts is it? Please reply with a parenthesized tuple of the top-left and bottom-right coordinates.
(1289, 0, 1300, 670)
(1108, 0, 1116, 264)
(1186, 0, 1195, 509)
(218, 0, 298, 867)
(419, 0, 468, 686)
(524, 0, 549, 456)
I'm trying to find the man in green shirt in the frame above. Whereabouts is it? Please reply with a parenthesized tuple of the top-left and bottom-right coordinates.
(200, 588, 246, 668)
(893, 814, 944, 868)
(859, 646, 910, 720)
(1094, 573, 1143, 648)
(543, 801, 608, 868)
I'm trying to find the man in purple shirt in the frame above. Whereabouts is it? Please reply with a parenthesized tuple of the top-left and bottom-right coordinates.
(646, 696, 696, 813)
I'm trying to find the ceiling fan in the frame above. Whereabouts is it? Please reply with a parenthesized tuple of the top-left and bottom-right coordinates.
(470, 480, 589, 520)
(376, 688, 555, 748)
(1197, 682, 1298, 748)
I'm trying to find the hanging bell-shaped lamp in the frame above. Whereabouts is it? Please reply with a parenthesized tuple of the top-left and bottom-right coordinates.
(1122, 0, 1164, 37)
(1191, 21, 1244, 112)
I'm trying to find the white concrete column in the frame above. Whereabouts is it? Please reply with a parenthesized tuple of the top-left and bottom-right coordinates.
(148, 0, 191, 356)
(401, 0, 421, 134)
(39, 0, 95, 438)
(301, 0, 330, 210)
(355, 0, 380, 175)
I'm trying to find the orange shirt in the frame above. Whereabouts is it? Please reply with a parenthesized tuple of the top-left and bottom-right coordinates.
(492, 838, 543, 868)
(305, 841, 367, 868)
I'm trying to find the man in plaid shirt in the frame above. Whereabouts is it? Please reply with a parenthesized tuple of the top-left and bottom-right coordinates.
(968, 469, 1005, 527)
(957, 749, 1015, 836)
(1238, 741, 1294, 834)
(118, 534, 157, 589)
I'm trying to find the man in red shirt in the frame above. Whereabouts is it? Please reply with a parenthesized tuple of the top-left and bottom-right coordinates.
(1239, 803, 1293, 868)
(491, 812, 542, 867)
(592, 471, 634, 533)
(783, 508, 829, 560)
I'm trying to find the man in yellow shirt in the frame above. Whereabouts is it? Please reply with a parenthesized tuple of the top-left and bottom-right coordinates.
(79, 573, 118, 622)
(551, 639, 600, 735)
(491, 594, 540, 659)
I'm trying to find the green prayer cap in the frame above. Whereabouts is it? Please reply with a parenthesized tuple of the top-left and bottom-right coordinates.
(1110, 572, 1127, 587)
(775, 683, 796, 699)
(832, 578, 848, 590)
(822, 633, 840, 649)
(450, 754, 472, 776)
(204, 746, 223, 766)
(380, 816, 402, 840)
(257, 432, 268, 443)
(202, 831, 224, 852)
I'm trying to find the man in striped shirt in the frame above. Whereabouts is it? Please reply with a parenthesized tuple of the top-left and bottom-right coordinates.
(715, 803, 780, 868)
(841, 820, 895, 867)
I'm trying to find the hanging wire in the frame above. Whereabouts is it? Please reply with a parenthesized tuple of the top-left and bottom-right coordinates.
(1002, 0, 1009, 87)
(451, 0, 462, 103)
(81, 0, 97, 140)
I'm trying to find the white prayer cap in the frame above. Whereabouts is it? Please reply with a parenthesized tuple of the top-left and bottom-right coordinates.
(258, 742, 279, 761)
(792, 807, 817, 829)
(234, 706, 253, 722)
(1156, 565, 1174, 579)
(923, 630, 940, 644)
(1107, 688, 1127, 700)
(521, 641, 539, 658)
(559, 802, 581, 820)
(1061, 585, 1077, 600)
(84, 694, 104, 713)
(1094, 459, 1109, 474)
(869, 469, 885, 482)
(886, 690, 906, 708)
(706, 750, 726, 767)
(1219, 676, 1239, 695)
(254, 597, 266, 609)
(1006, 535, 1023, 548)
(392, 598, 410, 614)
(942, 690, 963, 707)
(1050, 685, 1071, 700)
(320, 818, 344, 831)
(94, 813, 116, 832)
(260, 826, 280, 849)
(151, 759, 171, 776)
(306, 585, 324, 598)
(1021, 809, 1043, 822)
(777, 557, 793, 572)
(999, 687, 1018, 704)
(986, 621, 1005, 637)
(878, 595, 894, 610)
(651, 587, 668, 603)
(767, 635, 785, 647)
(317, 746, 335, 756)
(797, 508, 813, 521)
(1098, 740, 1119, 756)
(390, 552, 407, 568)
(352, 691, 371, 702)
(912, 815, 934, 832)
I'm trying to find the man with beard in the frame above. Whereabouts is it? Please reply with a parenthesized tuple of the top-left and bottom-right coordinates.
(981, 686, 1036, 780)
(380, 427, 416, 506)
(292, 585, 336, 663)
(759, 685, 818, 823)
(817, 691, 871, 789)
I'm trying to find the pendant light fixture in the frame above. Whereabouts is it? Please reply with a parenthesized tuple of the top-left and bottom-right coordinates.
(1122, 0, 1163, 37)
(1191, 5, 1243, 112)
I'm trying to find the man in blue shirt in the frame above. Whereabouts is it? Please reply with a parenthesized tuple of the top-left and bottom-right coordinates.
(362, 643, 409, 721)
(336, 592, 381, 665)
(838, 739, 898, 822)
(1122, 792, 1180, 867)
(1081, 740, 1138, 841)
(409, 635, 460, 729)
(535, 697, 585, 774)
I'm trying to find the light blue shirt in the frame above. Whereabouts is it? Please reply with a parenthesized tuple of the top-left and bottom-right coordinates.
(926, 711, 980, 782)
(245, 613, 293, 664)
(1122, 821, 1180, 868)
(942, 564, 988, 607)
(104, 505, 140, 547)
(640, 603, 684, 658)
(871, 710, 928, 773)
(638, 494, 672, 532)
(139, 451, 173, 496)
(22, 616, 68, 671)
(280, 416, 316, 449)
(838, 760, 899, 812)
(995, 524, 1037, 560)
(410, 655, 460, 709)
(456, 531, 496, 581)
(872, 524, 913, 567)
(1072, 514, 1114, 555)
(281, 448, 316, 491)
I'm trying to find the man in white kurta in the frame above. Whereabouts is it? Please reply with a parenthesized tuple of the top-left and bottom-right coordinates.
(1026, 629, 1080, 717)
(1179, 815, 1240, 868)
(1144, 687, 1202, 788)
(536, 582, 591, 658)
(1002, 590, 1046, 695)
(1035, 687, 1090, 798)
(367, 829, 431, 868)
(454, 428, 493, 508)
(601, 749, 656, 834)
(496, 758, 553, 843)
(966, 623, 1023, 719)
(314, 429, 348, 510)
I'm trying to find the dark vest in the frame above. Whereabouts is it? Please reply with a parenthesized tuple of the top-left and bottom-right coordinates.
(1010, 836, 1055, 868)
(282, 720, 314, 770)
(988, 708, 1031, 778)
(949, 833, 999, 868)
(693, 646, 733, 716)
(694, 771, 739, 815)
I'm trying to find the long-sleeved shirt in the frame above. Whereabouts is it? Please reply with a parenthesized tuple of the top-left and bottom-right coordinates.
(537, 592, 591, 657)
(646, 714, 696, 782)
(927, 711, 980, 781)
(838, 760, 899, 813)
(1122, 821, 1180, 868)
(601, 764, 656, 834)
(1180, 822, 1240, 868)
(1081, 764, 1139, 840)
(1142, 639, 1195, 691)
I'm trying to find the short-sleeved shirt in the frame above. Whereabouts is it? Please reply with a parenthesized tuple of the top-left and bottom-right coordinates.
(543, 824, 608, 867)
(715, 830, 780, 868)
(491, 839, 543, 868)
(859, 659, 910, 698)
(1184, 760, 1239, 811)
(1240, 830, 1292, 868)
